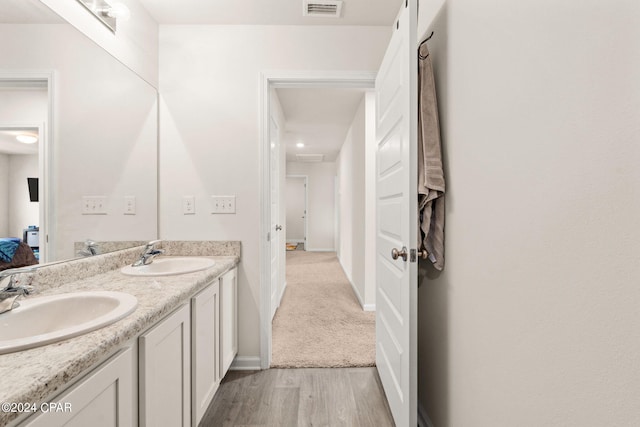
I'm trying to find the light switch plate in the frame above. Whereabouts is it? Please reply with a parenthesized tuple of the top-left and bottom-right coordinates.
(211, 195, 236, 214)
(82, 196, 107, 215)
(183, 196, 195, 215)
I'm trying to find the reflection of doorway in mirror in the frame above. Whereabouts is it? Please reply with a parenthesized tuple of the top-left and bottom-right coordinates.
(0, 75, 52, 263)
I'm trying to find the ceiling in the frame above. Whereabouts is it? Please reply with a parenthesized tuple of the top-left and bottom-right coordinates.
(0, 0, 64, 23)
(276, 88, 367, 162)
(0, 129, 40, 155)
(138, 0, 403, 25)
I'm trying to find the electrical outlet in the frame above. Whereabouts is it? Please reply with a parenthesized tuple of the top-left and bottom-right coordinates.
(82, 196, 107, 215)
(211, 196, 236, 214)
(124, 196, 136, 215)
(183, 196, 195, 215)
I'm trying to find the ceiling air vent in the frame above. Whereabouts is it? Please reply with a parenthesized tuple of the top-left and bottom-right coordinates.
(303, 0, 343, 18)
(296, 154, 325, 162)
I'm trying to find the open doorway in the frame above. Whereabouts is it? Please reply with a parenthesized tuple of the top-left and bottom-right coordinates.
(264, 77, 378, 368)
(285, 175, 307, 251)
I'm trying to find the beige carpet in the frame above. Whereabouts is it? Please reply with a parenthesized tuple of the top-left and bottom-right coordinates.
(271, 251, 375, 368)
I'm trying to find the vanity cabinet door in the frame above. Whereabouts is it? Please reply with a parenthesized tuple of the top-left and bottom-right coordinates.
(139, 304, 190, 427)
(22, 347, 134, 427)
(191, 280, 220, 426)
(220, 267, 238, 377)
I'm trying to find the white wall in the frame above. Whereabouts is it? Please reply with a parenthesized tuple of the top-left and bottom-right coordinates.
(159, 24, 390, 360)
(417, 1, 640, 425)
(0, 24, 158, 260)
(336, 96, 364, 286)
(0, 153, 8, 236)
(287, 162, 336, 251)
(0, 89, 48, 124)
(40, 0, 159, 87)
(285, 177, 305, 242)
(363, 91, 377, 309)
(336, 93, 376, 309)
(8, 155, 39, 239)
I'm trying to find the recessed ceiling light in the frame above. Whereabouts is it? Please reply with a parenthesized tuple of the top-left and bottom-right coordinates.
(296, 142, 304, 148)
(16, 135, 38, 144)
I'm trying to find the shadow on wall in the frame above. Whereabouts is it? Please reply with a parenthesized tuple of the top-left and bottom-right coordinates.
(418, 1, 450, 426)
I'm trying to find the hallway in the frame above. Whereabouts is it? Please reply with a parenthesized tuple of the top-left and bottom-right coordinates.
(271, 251, 375, 368)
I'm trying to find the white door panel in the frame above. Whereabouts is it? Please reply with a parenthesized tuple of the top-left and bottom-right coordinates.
(286, 177, 306, 242)
(375, 0, 417, 426)
(270, 116, 280, 320)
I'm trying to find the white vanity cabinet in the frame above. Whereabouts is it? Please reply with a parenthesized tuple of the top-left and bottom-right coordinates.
(219, 267, 238, 378)
(14, 264, 239, 427)
(191, 279, 220, 426)
(23, 347, 134, 427)
(139, 304, 191, 427)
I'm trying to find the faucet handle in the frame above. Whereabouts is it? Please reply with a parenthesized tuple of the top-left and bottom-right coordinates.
(145, 240, 162, 249)
(0, 272, 35, 292)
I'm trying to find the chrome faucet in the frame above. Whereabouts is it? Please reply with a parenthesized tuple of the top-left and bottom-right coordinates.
(0, 267, 36, 315)
(77, 239, 100, 257)
(132, 240, 165, 267)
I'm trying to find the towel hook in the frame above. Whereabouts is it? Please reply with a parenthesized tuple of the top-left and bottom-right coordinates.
(418, 31, 434, 60)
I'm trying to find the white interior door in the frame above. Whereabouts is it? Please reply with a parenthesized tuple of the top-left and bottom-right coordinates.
(375, 1, 418, 426)
(285, 176, 306, 244)
(270, 116, 281, 320)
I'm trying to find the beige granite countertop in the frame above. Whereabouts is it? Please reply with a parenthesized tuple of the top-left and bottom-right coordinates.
(0, 253, 238, 426)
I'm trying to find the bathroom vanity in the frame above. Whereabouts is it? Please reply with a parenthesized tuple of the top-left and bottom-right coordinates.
(0, 242, 240, 427)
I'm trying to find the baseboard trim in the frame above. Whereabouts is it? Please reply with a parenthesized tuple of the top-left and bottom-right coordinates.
(279, 281, 287, 305)
(418, 401, 434, 427)
(305, 248, 335, 252)
(229, 356, 262, 371)
(338, 257, 372, 312)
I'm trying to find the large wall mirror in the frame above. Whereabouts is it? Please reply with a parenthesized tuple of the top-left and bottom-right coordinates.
(0, 0, 158, 264)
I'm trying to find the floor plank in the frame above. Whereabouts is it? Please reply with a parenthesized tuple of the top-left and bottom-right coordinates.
(347, 369, 395, 427)
(198, 368, 395, 427)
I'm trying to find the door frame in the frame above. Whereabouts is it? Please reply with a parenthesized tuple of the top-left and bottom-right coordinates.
(285, 174, 308, 248)
(259, 70, 376, 369)
(0, 71, 55, 262)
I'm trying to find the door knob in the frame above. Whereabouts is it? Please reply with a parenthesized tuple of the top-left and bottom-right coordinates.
(275, 225, 282, 231)
(391, 246, 408, 261)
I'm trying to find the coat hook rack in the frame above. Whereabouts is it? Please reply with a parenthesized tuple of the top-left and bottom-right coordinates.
(418, 31, 434, 60)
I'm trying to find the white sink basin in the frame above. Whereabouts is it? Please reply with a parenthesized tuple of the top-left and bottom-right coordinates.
(0, 291, 137, 354)
(120, 257, 215, 277)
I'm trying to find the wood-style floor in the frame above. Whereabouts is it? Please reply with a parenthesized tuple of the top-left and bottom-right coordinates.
(199, 368, 395, 427)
